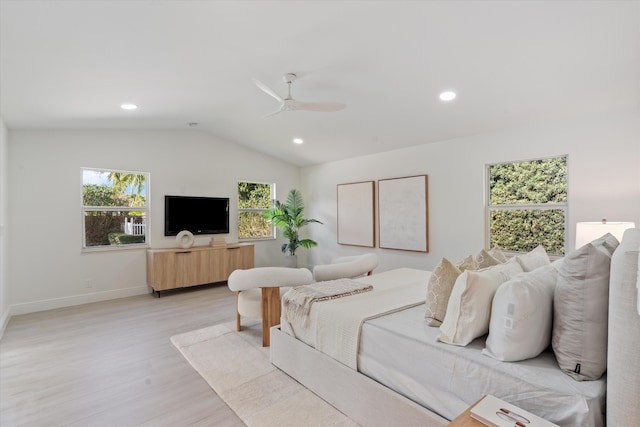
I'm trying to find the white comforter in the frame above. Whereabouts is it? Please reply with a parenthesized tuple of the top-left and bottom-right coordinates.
(280, 268, 430, 369)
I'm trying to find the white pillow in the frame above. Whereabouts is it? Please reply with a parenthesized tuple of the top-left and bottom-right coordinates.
(483, 264, 558, 361)
(552, 233, 619, 381)
(438, 259, 524, 346)
(515, 245, 550, 272)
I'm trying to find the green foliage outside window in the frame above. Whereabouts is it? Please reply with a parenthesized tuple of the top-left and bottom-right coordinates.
(106, 172, 146, 205)
(490, 209, 565, 254)
(83, 184, 144, 208)
(238, 182, 273, 239)
(488, 157, 567, 255)
(489, 158, 567, 205)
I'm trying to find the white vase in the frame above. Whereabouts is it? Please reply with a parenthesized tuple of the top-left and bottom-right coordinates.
(176, 230, 194, 248)
(284, 254, 298, 268)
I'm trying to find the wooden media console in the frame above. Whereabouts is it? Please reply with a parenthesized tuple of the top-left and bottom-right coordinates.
(146, 244, 254, 296)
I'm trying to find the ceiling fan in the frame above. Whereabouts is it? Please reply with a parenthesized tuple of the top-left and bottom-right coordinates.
(252, 73, 346, 117)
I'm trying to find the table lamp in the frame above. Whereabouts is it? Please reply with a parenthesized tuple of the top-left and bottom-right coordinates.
(575, 219, 635, 249)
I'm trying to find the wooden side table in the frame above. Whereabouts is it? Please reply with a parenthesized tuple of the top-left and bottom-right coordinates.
(447, 397, 485, 427)
(261, 286, 281, 347)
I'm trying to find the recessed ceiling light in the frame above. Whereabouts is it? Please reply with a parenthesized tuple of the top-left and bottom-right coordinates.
(439, 91, 456, 101)
(293, 138, 304, 144)
(120, 103, 138, 110)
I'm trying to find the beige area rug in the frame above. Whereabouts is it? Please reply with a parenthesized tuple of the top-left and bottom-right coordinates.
(171, 321, 359, 427)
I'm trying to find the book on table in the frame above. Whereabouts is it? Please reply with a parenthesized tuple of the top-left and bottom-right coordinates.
(470, 395, 559, 427)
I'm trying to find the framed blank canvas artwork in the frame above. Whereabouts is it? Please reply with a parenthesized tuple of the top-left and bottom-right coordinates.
(337, 181, 375, 247)
(378, 175, 428, 252)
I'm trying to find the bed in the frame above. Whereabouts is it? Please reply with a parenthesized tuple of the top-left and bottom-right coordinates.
(270, 228, 640, 427)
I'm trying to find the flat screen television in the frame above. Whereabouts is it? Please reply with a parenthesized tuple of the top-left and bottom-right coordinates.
(164, 195, 230, 236)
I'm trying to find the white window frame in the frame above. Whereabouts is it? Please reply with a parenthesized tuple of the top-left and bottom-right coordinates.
(237, 181, 276, 241)
(485, 155, 568, 255)
(81, 167, 150, 251)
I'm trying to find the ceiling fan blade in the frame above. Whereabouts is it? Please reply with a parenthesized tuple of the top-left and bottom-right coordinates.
(252, 78, 283, 103)
(262, 108, 283, 118)
(285, 99, 346, 112)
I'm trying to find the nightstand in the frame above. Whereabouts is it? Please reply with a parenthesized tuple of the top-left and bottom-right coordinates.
(447, 397, 485, 427)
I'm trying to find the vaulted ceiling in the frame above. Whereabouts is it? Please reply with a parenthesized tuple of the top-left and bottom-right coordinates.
(1, 1, 638, 166)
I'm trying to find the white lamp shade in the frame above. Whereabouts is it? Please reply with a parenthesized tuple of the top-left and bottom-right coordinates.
(575, 221, 636, 249)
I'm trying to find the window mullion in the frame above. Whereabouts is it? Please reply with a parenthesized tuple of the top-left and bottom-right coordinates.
(489, 203, 567, 210)
(83, 205, 147, 210)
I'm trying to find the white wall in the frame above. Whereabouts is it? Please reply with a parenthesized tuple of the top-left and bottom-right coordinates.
(5, 108, 640, 317)
(301, 109, 640, 273)
(0, 117, 9, 336)
(7, 129, 300, 314)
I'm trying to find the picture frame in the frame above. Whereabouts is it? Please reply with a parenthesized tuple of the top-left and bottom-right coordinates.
(378, 175, 428, 252)
(336, 181, 375, 247)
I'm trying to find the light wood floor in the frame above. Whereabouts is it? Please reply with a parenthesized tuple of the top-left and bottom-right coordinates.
(0, 284, 248, 427)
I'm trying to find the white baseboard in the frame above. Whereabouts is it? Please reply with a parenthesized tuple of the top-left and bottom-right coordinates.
(0, 305, 11, 340)
(8, 286, 151, 317)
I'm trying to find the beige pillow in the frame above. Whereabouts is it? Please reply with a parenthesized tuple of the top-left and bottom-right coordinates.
(552, 233, 618, 381)
(475, 248, 503, 269)
(455, 255, 475, 271)
(515, 245, 550, 272)
(488, 245, 508, 263)
(438, 259, 524, 346)
(425, 258, 462, 326)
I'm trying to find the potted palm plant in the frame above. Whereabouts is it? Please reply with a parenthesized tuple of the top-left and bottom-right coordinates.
(262, 189, 323, 267)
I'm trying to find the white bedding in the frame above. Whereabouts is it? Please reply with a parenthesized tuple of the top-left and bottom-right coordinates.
(280, 268, 429, 369)
(359, 305, 606, 427)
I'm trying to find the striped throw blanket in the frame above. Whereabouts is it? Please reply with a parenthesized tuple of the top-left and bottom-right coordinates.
(282, 279, 373, 328)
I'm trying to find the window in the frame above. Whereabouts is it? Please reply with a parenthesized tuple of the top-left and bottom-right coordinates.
(486, 156, 567, 255)
(238, 181, 274, 240)
(82, 168, 149, 249)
